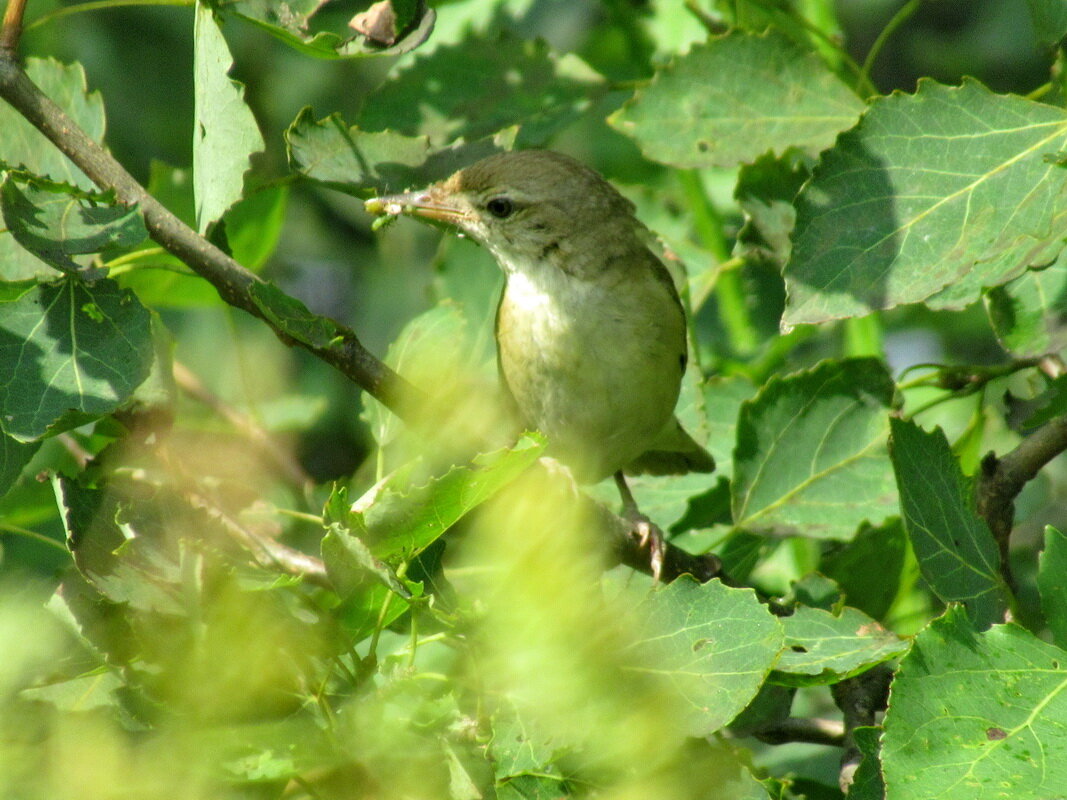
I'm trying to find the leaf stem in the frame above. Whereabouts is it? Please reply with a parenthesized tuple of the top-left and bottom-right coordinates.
(843, 315, 883, 358)
(677, 170, 760, 357)
(0, 523, 68, 551)
(860, 0, 922, 94)
(25, 0, 193, 31)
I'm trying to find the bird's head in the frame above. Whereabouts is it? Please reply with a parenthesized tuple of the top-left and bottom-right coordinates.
(366, 150, 640, 276)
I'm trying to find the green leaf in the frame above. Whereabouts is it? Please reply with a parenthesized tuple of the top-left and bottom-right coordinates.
(0, 175, 147, 273)
(732, 358, 898, 539)
(985, 255, 1067, 358)
(609, 30, 863, 169)
(0, 277, 154, 441)
(489, 701, 563, 781)
(285, 107, 517, 193)
(222, 0, 436, 58)
(770, 605, 907, 686)
(784, 79, 1067, 326)
(0, 59, 107, 280)
(495, 775, 571, 800)
(225, 185, 288, 269)
(359, 33, 607, 147)
(53, 476, 186, 615)
(1038, 526, 1067, 649)
(1026, 0, 1067, 47)
(0, 434, 39, 499)
(193, 1, 265, 233)
(847, 726, 885, 800)
(321, 523, 414, 599)
(0, 59, 103, 188)
(19, 670, 126, 712)
(643, 0, 711, 59)
(888, 418, 1010, 629)
(704, 375, 759, 482)
(882, 606, 1067, 800)
(248, 280, 338, 349)
(332, 433, 545, 564)
(361, 303, 472, 449)
(625, 576, 784, 736)
(822, 518, 908, 620)
(734, 151, 811, 269)
(1022, 374, 1067, 429)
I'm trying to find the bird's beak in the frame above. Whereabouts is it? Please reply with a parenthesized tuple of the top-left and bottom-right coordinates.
(364, 187, 466, 225)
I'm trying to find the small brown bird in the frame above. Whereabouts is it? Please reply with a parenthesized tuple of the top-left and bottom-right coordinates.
(366, 150, 714, 573)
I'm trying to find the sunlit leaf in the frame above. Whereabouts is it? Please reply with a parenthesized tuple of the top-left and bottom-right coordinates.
(285, 107, 516, 193)
(360, 33, 607, 147)
(882, 606, 1067, 800)
(0, 59, 106, 279)
(193, 1, 265, 232)
(330, 433, 545, 565)
(626, 577, 784, 736)
(610, 30, 863, 169)
(785, 79, 1067, 326)
(771, 605, 908, 686)
(0, 434, 39, 499)
(732, 358, 898, 539)
(222, 0, 436, 58)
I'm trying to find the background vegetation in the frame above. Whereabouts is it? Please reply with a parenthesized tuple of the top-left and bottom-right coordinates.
(1, 1, 1066, 798)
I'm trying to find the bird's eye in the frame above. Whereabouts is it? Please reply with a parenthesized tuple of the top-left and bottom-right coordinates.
(486, 197, 514, 219)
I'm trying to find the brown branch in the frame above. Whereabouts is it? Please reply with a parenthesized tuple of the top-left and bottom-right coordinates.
(184, 489, 330, 587)
(0, 0, 26, 55)
(599, 503, 724, 583)
(832, 665, 892, 794)
(978, 414, 1067, 586)
(0, 54, 417, 417)
(752, 717, 845, 747)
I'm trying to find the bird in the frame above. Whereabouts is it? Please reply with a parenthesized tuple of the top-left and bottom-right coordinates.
(365, 149, 714, 576)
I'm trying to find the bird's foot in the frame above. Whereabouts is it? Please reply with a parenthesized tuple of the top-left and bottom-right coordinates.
(628, 512, 666, 582)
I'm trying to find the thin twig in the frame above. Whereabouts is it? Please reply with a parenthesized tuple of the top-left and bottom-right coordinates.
(979, 414, 1067, 584)
(832, 665, 892, 793)
(752, 716, 845, 747)
(173, 361, 314, 490)
(860, 0, 923, 92)
(0, 0, 27, 54)
(184, 489, 330, 586)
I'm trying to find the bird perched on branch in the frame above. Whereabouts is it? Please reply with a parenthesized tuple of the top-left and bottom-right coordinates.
(366, 150, 714, 575)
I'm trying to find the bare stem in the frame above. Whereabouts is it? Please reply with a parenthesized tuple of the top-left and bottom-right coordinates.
(0, 0, 27, 55)
(832, 665, 892, 793)
(979, 414, 1067, 584)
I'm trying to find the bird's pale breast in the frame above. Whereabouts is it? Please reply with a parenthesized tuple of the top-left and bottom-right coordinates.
(496, 256, 686, 482)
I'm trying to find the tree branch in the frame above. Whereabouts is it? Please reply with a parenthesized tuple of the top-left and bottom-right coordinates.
(0, 0, 25, 55)
(0, 51, 417, 418)
(752, 717, 845, 747)
(600, 502, 724, 583)
(979, 414, 1067, 586)
(831, 664, 892, 793)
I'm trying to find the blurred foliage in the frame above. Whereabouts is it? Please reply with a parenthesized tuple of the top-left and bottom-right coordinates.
(2, 1, 1067, 798)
